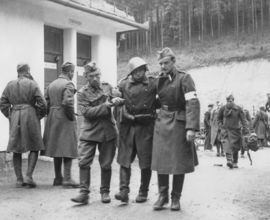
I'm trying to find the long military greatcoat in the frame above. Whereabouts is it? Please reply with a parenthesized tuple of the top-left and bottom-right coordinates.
(253, 110, 268, 140)
(151, 67, 200, 174)
(78, 82, 118, 143)
(204, 110, 212, 150)
(211, 108, 220, 145)
(217, 104, 248, 153)
(42, 75, 77, 158)
(0, 76, 46, 153)
(117, 75, 157, 169)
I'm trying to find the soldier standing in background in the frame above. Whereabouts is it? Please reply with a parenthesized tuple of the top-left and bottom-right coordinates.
(0, 64, 46, 188)
(151, 48, 200, 211)
(71, 62, 123, 205)
(204, 104, 213, 151)
(211, 101, 224, 157)
(218, 95, 249, 169)
(42, 62, 78, 188)
(115, 57, 157, 204)
(253, 106, 268, 148)
(240, 107, 252, 157)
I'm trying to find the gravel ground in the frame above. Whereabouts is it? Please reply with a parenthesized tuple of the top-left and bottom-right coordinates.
(1, 147, 270, 220)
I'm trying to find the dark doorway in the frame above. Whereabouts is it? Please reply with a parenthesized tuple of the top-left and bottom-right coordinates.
(44, 25, 63, 89)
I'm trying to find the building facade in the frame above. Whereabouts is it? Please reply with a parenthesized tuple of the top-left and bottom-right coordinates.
(0, 0, 146, 151)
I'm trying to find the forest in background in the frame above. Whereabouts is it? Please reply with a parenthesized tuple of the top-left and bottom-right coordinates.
(106, 0, 270, 54)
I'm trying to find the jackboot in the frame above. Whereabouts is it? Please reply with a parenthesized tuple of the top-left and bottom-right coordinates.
(71, 167, 90, 205)
(100, 169, 112, 203)
(226, 153, 233, 169)
(13, 153, 25, 188)
(232, 150, 239, 168)
(171, 174, 185, 211)
(153, 174, 169, 210)
(53, 157, 63, 186)
(136, 168, 152, 203)
(115, 166, 130, 203)
(25, 151, 38, 188)
(62, 158, 79, 188)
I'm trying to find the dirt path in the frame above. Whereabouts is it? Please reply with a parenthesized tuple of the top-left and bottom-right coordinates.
(1, 148, 270, 220)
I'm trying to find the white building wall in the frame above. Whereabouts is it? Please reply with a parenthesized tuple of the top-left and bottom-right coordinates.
(0, 1, 44, 151)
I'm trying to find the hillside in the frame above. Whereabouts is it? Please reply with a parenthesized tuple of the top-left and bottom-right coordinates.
(117, 33, 270, 116)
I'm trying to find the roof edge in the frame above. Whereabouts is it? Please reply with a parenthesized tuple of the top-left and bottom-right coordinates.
(47, 0, 149, 30)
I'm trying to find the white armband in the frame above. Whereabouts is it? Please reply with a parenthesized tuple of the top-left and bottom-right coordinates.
(184, 91, 197, 100)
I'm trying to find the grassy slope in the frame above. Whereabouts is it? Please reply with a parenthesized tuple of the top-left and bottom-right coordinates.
(117, 33, 270, 80)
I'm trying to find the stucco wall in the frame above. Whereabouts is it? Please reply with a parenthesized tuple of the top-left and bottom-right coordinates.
(0, 1, 44, 151)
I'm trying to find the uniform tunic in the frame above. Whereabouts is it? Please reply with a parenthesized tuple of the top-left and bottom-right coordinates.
(77, 82, 117, 168)
(217, 104, 248, 153)
(0, 77, 46, 153)
(42, 75, 78, 158)
(151, 67, 200, 174)
(204, 111, 212, 150)
(117, 75, 157, 169)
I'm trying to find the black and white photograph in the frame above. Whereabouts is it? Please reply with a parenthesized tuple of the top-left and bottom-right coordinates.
(0, 0, 270, 219)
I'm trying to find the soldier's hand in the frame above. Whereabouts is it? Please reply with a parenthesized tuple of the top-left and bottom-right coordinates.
(111, 97, 124, 106)
(104, 99, 113, 108)
(186, 130, 196, 142)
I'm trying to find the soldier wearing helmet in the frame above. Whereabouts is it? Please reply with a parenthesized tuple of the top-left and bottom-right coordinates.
(218, 94, 249, 169)
(151, 47, 200, 211)
(114, 57, 158, 204)
(71, 61, 124, 205)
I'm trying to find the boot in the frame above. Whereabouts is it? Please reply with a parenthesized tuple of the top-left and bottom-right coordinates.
(136, 168, 152, 203)
(153, 174, 169, 210)
(71, 167, 90, 205)
(53, 157, 63, 186)
(25, 151, 38, 188)
(13, 153, 25, 188)
(100, 169, 112, 203)
(62, 158, 79, 188)
(226, 153, 233, 169)
(115, 166, 130, 203)
(171, 174, 184, 211)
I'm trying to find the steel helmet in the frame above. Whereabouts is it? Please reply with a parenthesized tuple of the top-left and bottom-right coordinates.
(128, 57, 147, 75)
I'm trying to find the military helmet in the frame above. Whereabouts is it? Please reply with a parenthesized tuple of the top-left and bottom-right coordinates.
(128, 57, 147, 75)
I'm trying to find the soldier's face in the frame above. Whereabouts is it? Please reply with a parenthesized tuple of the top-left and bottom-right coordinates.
(86, 72, 101, 88)
(159, 57, 175, 74)
(132, 66, 146, 82)
(68, 67, 75, 80)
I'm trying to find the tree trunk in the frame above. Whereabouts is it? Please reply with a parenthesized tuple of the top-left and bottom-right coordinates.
(188, 0, 192, 46)
(251, 0, 255, 33)
(261, 0, 264, 36)
(160, 6, 164, 48)
(217, 0, 221, 38)
(179, 7, 182, 46)
(156, 7, 160, 47)
(236, 0, 239, 42)
(201, 0, 204, 41)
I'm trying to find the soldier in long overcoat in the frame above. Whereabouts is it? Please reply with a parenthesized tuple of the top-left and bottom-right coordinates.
(211, 102, 224, 156)
(253, 106, 268, 147)
(114, 57, 157, 204)
(218, 95, 248, 169)
(0, 64, 46, 187)
(71, 61, 123, 205)
(42, 62, 78, 188)
(151, 48, 200, 211)
(204, 104, 213, 150)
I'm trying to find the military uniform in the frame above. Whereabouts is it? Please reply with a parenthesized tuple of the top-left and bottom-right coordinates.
(253, 109, 268, 147)
(42, 73, 78, 186)
(211, 108, 224, 156)
(0, 66, 46, 187)
(116, 74, 157, 202)
(77, 81, 117, 197)
(152, 67, 200, 210)
(218, 104, 248, 167)
(204, 110, 212, 150)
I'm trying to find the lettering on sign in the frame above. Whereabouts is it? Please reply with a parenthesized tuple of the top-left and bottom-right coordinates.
(44, 62, 57, 69)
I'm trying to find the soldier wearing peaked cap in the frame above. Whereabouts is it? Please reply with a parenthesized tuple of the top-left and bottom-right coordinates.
(71, 61, 124, 205)
(151, 47, 200, 211)
(0, 63, 47, 188)
(42, 61, 79, 188)
(114, 57, 158, 204)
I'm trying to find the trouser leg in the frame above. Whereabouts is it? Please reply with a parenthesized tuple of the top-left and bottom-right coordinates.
(25, 151, 38, 187)
(171, 174, 185, 211)
(13, 153, 24, 187)
(136, 168, 152, 203)
(63, 157, 79, 188)
(153, 174, 169, 210)
(53, 157, 63, 186)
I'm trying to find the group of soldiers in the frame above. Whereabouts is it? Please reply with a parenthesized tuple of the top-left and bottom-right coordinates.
(204, 95, 269, 168)
(0, 47, 200, 211)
